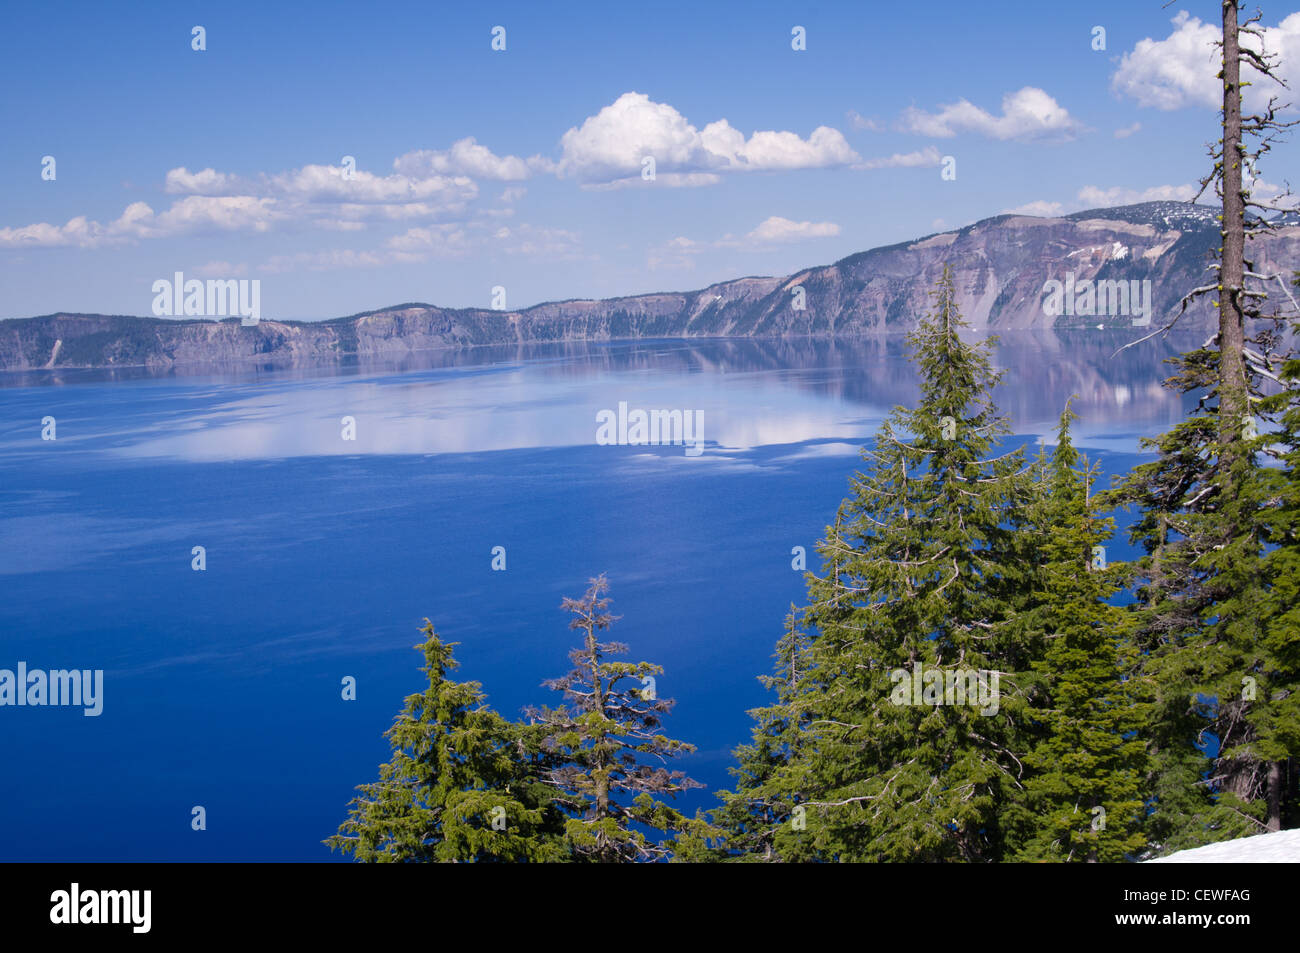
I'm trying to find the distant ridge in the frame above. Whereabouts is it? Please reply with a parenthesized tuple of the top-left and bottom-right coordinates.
(3, 202, 1297, 371)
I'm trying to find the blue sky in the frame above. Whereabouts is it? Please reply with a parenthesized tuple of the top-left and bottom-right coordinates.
(1, 0, 1296, 320)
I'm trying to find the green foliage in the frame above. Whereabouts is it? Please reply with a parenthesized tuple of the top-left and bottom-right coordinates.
(527, 575, 716, 861)
(1006, 404, 1150, 861)
(326, 621, 567, 862)
(735, 267, 1037, 861)
(1103, 334, 1299, 848)
(1249, 280, 1300, 830)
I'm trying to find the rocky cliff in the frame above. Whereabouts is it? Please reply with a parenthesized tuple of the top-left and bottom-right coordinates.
(2, 202, 1297, 371)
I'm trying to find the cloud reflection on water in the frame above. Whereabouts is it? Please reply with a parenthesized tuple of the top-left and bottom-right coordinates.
(2, 332, 1198, 463)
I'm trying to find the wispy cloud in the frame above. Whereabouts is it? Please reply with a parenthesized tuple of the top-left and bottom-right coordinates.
(846, 110, 884, 132)
(650, 216, 840, 269)
(853, 145, 943, 170)
(1003, 183, 1199, 218)
(0, 196, 280, 248)
(392, 138, 553, 180)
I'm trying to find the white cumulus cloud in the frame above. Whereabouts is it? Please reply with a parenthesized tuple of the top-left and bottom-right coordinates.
(900, 87, 1084, 142)
(1112, 11, 1299, 111)
(153, 195, 280, 233)
(557, 92, 860, 185)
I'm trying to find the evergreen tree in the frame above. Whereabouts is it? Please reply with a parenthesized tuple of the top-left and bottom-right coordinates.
(1103, 335, 1295, 848)
(751, 266, 1038, 861)
(1007, 404, 1149, 862)
(1106, 2, 1299, 846)
(1101, 355, 1234, 849)
(527, 575, 714, 861)
(326, 621, 567, 862)
(1249, 271, 1300, 830)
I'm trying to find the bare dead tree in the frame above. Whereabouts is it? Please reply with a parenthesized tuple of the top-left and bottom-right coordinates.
(1119, 1, 1298, 397)
(1114, 3, 1300, 840)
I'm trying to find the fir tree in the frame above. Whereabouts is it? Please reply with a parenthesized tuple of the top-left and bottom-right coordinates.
(326, 621, 567, 862)
(753, 266, 1037, 861)
(527, 575, 714, 861)
(1249, 271, 1300, 830)
(1007, 403, 1149, 862)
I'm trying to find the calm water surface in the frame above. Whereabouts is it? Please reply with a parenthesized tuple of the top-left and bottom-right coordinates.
(0, 333, 1199, 860)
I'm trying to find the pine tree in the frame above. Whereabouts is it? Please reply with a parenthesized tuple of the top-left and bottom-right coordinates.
(527, 575, 715, 862)
(326, 621, 567, 862)
(751, 266, 1037, 861)
(1006, 404, 1149, 862)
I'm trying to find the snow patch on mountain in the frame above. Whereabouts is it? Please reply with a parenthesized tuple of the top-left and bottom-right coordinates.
(1069, 201, 1220, 231)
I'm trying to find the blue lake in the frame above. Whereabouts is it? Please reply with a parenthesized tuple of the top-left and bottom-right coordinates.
(0, 332, 1200, 860)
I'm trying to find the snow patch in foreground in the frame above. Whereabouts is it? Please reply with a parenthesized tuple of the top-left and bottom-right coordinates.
(1146, 829, 1300, 863)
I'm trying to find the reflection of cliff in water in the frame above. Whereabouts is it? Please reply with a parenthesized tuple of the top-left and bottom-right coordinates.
(990, 330, 1204, 437)
(508, 331, 1201, 437)
(1, 330, 1200, 437)
(510, 331, 1200, 437)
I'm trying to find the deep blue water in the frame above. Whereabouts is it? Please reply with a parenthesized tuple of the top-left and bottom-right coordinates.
(0, 333, 1199, 860)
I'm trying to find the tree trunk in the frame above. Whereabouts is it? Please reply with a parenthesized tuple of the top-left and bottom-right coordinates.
(1219, 0, 1248, 453)
(1266, 760, 1282, 832)
(588, 626, 609, 820)
(1212, 0, 1264, 828)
